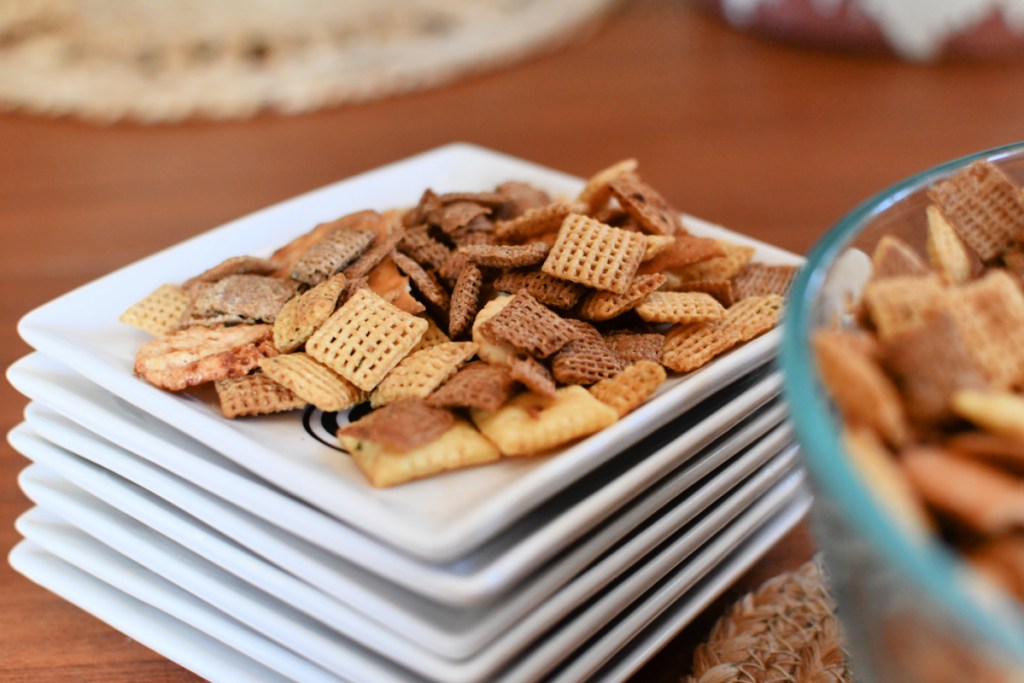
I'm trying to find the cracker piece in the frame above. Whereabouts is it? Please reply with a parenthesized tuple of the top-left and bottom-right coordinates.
(947, 270, 1024, 389)
(541, 213, 647, 294)
(134, 324, 276, 392)
(813, 329, 910, 447)
(427, 201, 491, 235)
(589, 360, 667, 418)
(305, 288, 428, 392)
(928, 160, 1024, 263)
(259, 352, 367, 412)
(427, 361, 515, 412)
(551, 320, 624, 385)
(721, 294, 785, 343)
(473, 295, 518, 367)
(951, 390, 1024, 445)
(471, 385, 618, 457)
(661, 321, 735, 374)
(183, 256, 277, 288)
(494, 181, 553, 220)
(672, 278, 737, 307)
(602, 331, 665, 365)
(926, 205, 973, 284)
(577, 158, 638, 210)
(492, 270, 586, 310)
(861, 274, 945, 341)
(342, 417, 501, 488)
(478, 291, 580, 358)
(397, 224, 451, 273)
(508, 354, 557, 398)
(635, 291, 727, 325)
(184, 274, 301, 326)
(672, 241, 755, 283)
(214, 372, 306, 419)
(370, 341, 477, 408)
(638, 234, 725, 275)
(459, 241, 550, 268)
(870, 235, 930, 280)
(449, 262, 484, 339)
(290, 228, 376, 285)
(578, 273, 667, 322)
(732, 263, 799, 300)
(366, 257, 425, 315)
(608, 172, 682, 235)
(494, 201, 586, 242)
(901, 446, 1024, 534)
(339, 399, 453, 452)
(390, 249, 450, 314)
(343, 225, 405, 280)
(120, 283, 191, 337)
(272, 274, 346, 353)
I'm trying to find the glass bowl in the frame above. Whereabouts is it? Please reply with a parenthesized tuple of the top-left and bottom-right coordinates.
(781, 141, 1024, 682)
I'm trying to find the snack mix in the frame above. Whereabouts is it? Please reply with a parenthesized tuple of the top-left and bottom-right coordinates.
(122, 161, 794, 487)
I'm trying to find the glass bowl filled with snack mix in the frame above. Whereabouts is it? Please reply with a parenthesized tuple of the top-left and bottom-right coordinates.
(782, 141, 1024, 682)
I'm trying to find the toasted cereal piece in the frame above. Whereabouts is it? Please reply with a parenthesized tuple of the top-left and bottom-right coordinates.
(459, 241, 549, 268)
(214, 372, 307, 419)
(290, 227, 376, 285)
(271, 210, 387, 277)
(478, 291, 580, 358)
(661, 321, 736, 374)
(577, 158, 638, 210)
(370, 341, 477, 408)
(426, 361, 516, 412)
(184, 274, 301, 326)
(951, 390, 1024, 444)
(366, 256, 425, 315)
(813, 329, 909, 447)
(272, 274, 346, 353)
(259, 352, 367, 412)
(134, 324, 276, 392)
(642, 234, 676, 261)
(861, 274, 945, 341)
(306, 288, 428, 391)
(946, 270, 1024, 389)
(449, 262, 484, 339)
(635, 291, 727, 325)
(720, 293, 784, 343)
(901, 446, 1024, 535)
(492, 270, 586, 310)
(870, 235, 930, 280)
(437, 249, 470, 287)
(120, 284, 191, 337)
(551, 321, 623, 385)
(471, 385, 618, 457)
(342, 417, 501, 488)
(541, 213, 647, 294)
(397, 224, 451, 272)
(673, 278, 737, 307)
(672, 241, 755, 283)
(183, 255, 277, 288)
(390, 249, 450, 314)
(339, 399, 453, 452)
(602, 331, 664, 365)
(732, 263, 799, 300)
(472, 295, 518, 367)
(494, 181, 554, 220)
(589, 360, 667, 418)
(926, 205, 973, 284)
(928, 160, 1024, 263)
(508, 354, 557, 397)
(639, 234, 725, 275)
(607, 172, 682, 235)
(426, 201, 491, 236)
(577, 273, 667, 322)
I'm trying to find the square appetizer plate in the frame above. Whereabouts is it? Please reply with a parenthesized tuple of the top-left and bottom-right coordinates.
(15, 143, 803, 561)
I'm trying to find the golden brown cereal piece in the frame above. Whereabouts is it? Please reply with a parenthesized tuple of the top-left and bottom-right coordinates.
(951, 390, 1024, 444)
(120, 284, 191, 337)
(426, 361, 516, 413)
(290, 228, 376, 285)
(272, 274, 346, 353)
(493, 201, 586, 242)
(607, 172, 682, 235)
(577, 158, 638, 211)
(901, 446, 1024, 535)
(471, 385, 618, 457)
(342, 418, 501, 488)
(551, 320, 623, 385)
(271, 210, 388, 278)
(183, 255, 277, 288)
(732, 263, 799, 300)
(642, 234, 676, 261)
(870, 235, 930, 280)
(842, 426, 931, 534)
(661, 321, 736, 374)
(602, 331, 665, 365)
(306, 288, 428, 392)
(724, 293, 784, 340)
(492, 270, 586, 310)
(508, 354, 557, 398)
(589, 360, 667, 418)
(449, 262, 484, 339)
(672, 241, 756, 283)
(459, 241, 550, 268)
(928, 160, 1024, 263)
(134, 324, 276, 392)
(391, 249, 450, 314)
(946, 270, 1024, 389)
(639, 234, 724, 275)
(673, 278, 737, 307)
(397, 224, 451, 272)
(577, 273, 667, 322)
(542, 213, 647, 294)
(635, 291, 727, 325)
(478, 291, 580, 358)
(812, 329, 910, 448)
(427, 201, 491, 236)
(472, 295, 517, 367)
(926, 205, 973, 284)
(861, 274, 945, 341)
(370, 341, 477, 408)
(184, 274, 301, 326)
(339, 399, 454, 452)
(259, 352, 367, 412)
(214, 372, 307, 419)
(366, 257, 425, 315)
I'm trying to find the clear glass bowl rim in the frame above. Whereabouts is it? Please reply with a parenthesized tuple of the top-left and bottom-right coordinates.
(780, 140, 1024, 659)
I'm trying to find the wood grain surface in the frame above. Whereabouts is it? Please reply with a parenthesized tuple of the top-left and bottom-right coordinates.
(2, 0, 1023, 680)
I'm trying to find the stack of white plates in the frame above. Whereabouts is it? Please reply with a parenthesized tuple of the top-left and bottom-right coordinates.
(6, 145, 810, 683)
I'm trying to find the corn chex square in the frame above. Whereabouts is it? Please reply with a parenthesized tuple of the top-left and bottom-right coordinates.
(119, 283, 190, 337)
(259, 352, 367, 412)
(214, 372, 307, 419)
(541, 213, 647, 294)
(305, 288, 428, 391)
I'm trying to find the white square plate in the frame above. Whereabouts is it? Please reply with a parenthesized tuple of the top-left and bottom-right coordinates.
(15, 143, 803, 561)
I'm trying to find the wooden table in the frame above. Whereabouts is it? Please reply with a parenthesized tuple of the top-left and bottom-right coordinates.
(2, 0, 1023, 679)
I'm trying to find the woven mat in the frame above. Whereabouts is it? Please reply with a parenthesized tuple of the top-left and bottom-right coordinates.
(0, 0, 617, 123)
(685, 557, 853, 683)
